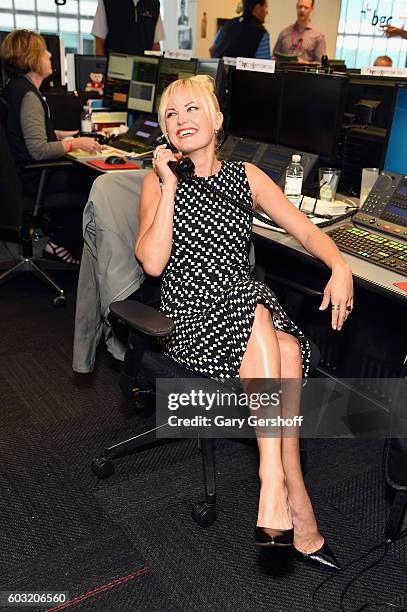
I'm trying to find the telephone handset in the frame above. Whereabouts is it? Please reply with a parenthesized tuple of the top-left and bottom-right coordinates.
(157, 135, 195, 181)
(158, 134, 281, 228)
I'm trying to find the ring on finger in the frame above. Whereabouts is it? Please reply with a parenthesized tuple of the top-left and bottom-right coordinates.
(331, 304, 340, 311)
(346, 305, 352, 312)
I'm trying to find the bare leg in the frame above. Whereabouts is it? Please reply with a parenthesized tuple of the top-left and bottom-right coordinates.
(276, 330, 324, 553)
(239, 304, 291, 530)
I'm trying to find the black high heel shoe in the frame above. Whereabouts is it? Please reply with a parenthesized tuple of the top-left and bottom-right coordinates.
(254, 526, 294, 547)
(294, 540, 342, 571)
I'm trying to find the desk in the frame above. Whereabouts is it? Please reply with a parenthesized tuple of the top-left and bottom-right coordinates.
(253, 221, 407, 302)
(66, 149, 146, 174)
(73, 167, 406, 378)
(252, 223, 407, 378)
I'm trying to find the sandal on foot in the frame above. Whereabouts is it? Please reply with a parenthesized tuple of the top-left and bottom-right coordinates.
(43, 242, 80, 266)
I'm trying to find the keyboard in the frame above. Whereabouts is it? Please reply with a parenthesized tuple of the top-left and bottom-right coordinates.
(112, 137, 150, 154)
(327, 225, 407, 276)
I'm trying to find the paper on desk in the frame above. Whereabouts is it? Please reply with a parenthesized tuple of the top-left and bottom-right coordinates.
(300, 196, 351, 216)
(252, 196, 355, 233)
(252, 215, 329, 232)
(66, 147, 124, 160)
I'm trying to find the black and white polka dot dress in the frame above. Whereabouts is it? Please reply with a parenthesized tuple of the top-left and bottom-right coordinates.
(160, 161, 311, 379)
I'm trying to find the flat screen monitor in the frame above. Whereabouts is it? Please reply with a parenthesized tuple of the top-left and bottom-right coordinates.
(227, 68, 282, 143)
(196, 59, 219, 82)
(346, 75, 397, 129)
(278, 71, 348, 159)
(41, 33, 65, 90)
(383, 85, 407, 174)
(153, 57, 197, 113)
(129, 115, 161, 145)
(104, 51, 137, 109)
(196, 59, 225, 102)
(107, 52, 136, 81)
(0, 31, 10, 89)
(74, 55, 107, 96)
(128, 55, 160, 113)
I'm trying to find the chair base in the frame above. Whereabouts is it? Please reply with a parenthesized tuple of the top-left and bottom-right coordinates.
(91, 412, 218, 528)
(0, 254, 77, 306)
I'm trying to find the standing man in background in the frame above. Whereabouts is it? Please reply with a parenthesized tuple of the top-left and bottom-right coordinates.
(92, 0, 165, 56)
(210, 0, 271, 60)
(273, 0, 326, 64)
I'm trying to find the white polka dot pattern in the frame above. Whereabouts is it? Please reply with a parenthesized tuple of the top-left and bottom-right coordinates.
(159, 161, 311, 379)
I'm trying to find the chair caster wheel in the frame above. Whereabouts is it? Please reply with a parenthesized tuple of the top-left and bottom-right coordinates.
(91, 457, 115, 479)
(53, 295, 66, 308)
(191, 502, 217, 527)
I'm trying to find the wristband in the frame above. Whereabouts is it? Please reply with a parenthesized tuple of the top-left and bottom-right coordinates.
(67, 140, 74, 153)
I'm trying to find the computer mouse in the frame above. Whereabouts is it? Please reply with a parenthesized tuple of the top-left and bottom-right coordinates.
(104, 155, 126, 165)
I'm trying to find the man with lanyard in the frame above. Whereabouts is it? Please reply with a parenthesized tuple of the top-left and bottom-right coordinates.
(92, 0, 165, 56)
(210, 0, 271, 60)
(273, 0, 326, 64)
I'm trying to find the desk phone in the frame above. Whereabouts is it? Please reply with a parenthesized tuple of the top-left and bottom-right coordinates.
(354, 171, 407, 240)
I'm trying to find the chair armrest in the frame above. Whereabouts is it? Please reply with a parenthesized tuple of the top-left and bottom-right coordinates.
(110, 300, 175, 337)
(23, 160, 74, 171)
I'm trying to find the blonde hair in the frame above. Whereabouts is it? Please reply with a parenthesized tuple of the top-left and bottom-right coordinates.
(0, 29, 47, 77)
(158, 74, 223, 151)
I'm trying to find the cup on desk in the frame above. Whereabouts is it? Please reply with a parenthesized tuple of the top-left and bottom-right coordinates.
(360, 167, 379, 207)
(319, 168, 341, 202)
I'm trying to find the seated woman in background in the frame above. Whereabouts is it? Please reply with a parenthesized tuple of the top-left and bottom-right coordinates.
(0, 29, 102, 264)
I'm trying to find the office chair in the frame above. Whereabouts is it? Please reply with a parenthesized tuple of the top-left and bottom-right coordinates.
(92, 286, 320, 528)
(0, 109, 85, 306)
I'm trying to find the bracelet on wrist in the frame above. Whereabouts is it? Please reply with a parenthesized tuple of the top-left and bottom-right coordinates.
(67, 140, 74, 153)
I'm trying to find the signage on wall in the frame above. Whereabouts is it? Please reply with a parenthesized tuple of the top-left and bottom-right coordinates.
(360, 1, 406, 31)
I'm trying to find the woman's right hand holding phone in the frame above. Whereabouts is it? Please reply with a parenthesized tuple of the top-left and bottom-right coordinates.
(152, 144, 179, 187)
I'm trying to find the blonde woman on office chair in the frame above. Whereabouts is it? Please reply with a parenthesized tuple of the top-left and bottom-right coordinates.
(136, 74, 353, 572)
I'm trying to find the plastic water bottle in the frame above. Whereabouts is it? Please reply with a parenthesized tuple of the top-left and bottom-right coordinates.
(284, 154, 304, 207)
(81, 105, 92, 134)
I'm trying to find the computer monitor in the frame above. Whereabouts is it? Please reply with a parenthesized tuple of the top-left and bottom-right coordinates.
(383, 85, 407, 174)
(346, 75, 398, 129)
(41, 33, 65, 90)
(328, 59, 347, 73)
(153, 57, 197, 113)
(196, 59, 219, 82)
(128, 55, 160, 113)
(227, 67, 282, 143)
(0, 32, 65, 90)
(196, 58, 226, 103)
(278, 71, 348, 160)
(73, 55, 107, 96)
(0, 31, 10, 89)
(104, 51, 138, 109)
